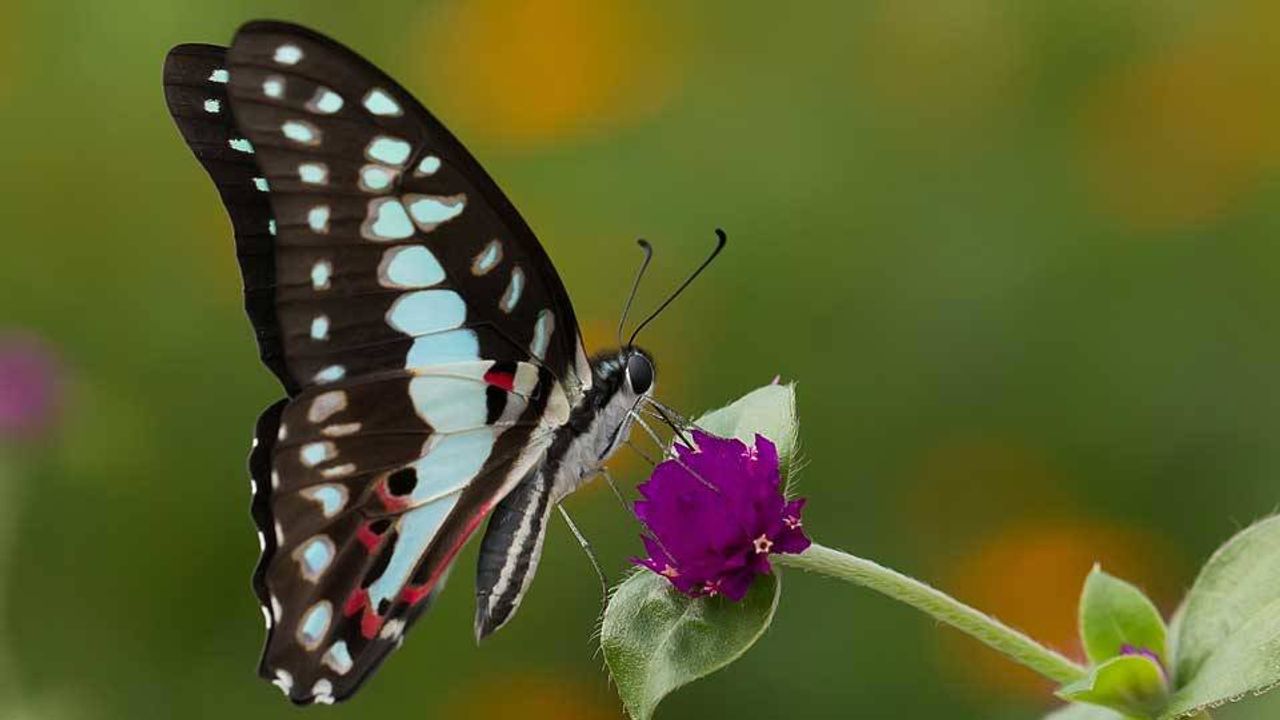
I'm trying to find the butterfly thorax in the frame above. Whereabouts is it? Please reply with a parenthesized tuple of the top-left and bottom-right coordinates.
(472, 346, 654, 638)
(545, 347, 655, 498)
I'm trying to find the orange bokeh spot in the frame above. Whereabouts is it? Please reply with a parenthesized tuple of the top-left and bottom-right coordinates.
(1078, 2, 1280, 231)
(937, 520, 1183, 699)
(418, 0, 681, 148)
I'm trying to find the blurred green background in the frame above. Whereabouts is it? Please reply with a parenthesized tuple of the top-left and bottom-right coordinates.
(3, 1, 1280, 718)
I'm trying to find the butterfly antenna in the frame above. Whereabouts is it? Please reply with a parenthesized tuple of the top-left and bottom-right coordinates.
(617, 239, 654, 347)
(627, 228, 727, 346)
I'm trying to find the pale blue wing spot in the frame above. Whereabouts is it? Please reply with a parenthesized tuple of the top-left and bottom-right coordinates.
(298, 536, 335, 579)
(253, 177, 269, 192)
(229, 138, 254, 154)
(408, 376, 488, 432)
(471, 240, 502, 276)
(263, 76, 285, 99)
(363, 199, 415, 241)
(407, 195, 466, 229)
(385, 290, 466, 336)
(300, 441, 334, 467)
(409, 429, 496, 501)
(282, 120, 320, 145)
(406, 329, 479, 367)
(322, 641, 354, 675)
(530, 309, 554, 360)
(268, 219, 277, 236)
(314, 365, 345, 383)
(297, 601, 332, 650)
(203, 98, 221, 113)
(366, 136, 411, 165)
(301, 484, 347, 517)
(500, 266, 525, 312)
(308, 206, 331, 234)
(209, 68, 229, 83)
(310, 315, 330, 341)
(299, 162, 328, 184)
(307, 88, 344, 114)
(359, 165, 395, 192)
(311, 260, 332, 289)
(415, 155, 442, 176)
(367, 495, 461, 612)
(380, 245, 445, 288)
(363, 88, 403, 116)
(274, 44, 304, 65)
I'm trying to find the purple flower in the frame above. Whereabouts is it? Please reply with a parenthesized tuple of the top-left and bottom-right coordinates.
(633, 430, 810, 601)
(0, 332, 63, 441)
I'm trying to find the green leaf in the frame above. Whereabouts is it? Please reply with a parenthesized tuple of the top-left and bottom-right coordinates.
(1161, 516, 1280, 718)
(1079, 565, 1168, 666)
(1058, 655, 1169, 719)
(1173, 516, 1280, 681)
(1044, 702, 1136, 720)
(695, 382, 798, 479)
(1163, 516, 1280, 718)
(600, 569, 781, 720)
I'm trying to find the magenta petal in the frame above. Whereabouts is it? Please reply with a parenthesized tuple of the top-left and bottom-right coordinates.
(629, 427, 811, 602)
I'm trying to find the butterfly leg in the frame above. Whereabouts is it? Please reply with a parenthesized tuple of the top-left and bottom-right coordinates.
(556, 504, 609, 607)
(598, 467, 631, 514)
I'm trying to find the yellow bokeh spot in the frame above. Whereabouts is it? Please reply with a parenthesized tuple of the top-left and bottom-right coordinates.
(1079, 2, 1280, 231)
(938, 520, 1183, 699)
(858, 0, 1027, 141)
(419, 0, 681, 148)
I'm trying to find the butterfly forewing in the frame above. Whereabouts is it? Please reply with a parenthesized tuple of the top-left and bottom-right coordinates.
(222, 21, 590, 391)
(162, 44, 292, 390)
(165, 21, 589, 704)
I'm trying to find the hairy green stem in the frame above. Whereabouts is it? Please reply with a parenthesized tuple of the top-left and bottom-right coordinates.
(776, 542, 1088, 685)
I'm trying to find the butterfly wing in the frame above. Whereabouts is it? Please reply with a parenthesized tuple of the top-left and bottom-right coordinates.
(163, 22, 590, 703)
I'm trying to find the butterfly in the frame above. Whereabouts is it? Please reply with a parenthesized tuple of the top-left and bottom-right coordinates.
(161, 20, 696, 704)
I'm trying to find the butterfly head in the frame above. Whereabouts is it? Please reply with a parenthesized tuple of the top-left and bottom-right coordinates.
(624, 347, 655, 396)
(592, 346, 656, 402)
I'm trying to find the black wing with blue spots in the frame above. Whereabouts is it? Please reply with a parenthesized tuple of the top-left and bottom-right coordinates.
(163, 22, 589, 704)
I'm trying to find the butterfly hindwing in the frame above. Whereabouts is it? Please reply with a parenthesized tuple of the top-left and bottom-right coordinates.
(164, 21, 591, 704)
(250, 362, 566, 703)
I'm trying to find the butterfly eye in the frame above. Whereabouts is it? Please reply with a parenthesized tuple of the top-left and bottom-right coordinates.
(626, 353, 654, 395)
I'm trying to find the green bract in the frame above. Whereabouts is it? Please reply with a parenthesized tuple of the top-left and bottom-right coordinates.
(695, 382, 798, 477)
(1058, 655, 1168, 719)
(1044, 703, 1129, 720)
(1056, 567, 1170, 718)
(1079, 566, 1168, 667)
(600, 571, 781, 720)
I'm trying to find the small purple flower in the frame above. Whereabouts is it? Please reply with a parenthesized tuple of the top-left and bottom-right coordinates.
(0, 333, 63, 441)
(633, 430, 810, 601)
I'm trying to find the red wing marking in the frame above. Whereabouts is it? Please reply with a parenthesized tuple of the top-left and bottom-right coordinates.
(483, 369, 515, 392)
